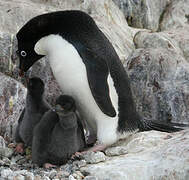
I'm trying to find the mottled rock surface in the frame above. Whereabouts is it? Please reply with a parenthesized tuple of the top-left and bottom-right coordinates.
(0, 72, 26, 141)
(113, 0, 171, 31)
(159, 0, 189, 31)
(124, 48, 189, 124)
(81, 130, 189, 180)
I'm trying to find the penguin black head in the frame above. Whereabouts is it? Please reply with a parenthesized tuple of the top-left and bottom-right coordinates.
(55, 95, 76, 113)
(27, 77, 44, 96)
(16, 10, 93, 74)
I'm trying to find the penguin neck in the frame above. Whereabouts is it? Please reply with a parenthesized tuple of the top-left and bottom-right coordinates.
(34, 34, 70, 56)
(27, 91, 43, 105)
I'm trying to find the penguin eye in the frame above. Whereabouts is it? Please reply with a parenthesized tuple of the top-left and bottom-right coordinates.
(20, 50, 27, 57)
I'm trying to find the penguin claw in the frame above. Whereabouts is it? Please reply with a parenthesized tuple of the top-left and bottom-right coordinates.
(43, 163, 57, 169)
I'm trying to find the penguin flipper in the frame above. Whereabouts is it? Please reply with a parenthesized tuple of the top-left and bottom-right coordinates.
(79, 48, 116, 117)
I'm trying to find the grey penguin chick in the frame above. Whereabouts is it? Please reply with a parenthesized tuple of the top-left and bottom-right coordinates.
(32, 95, 86, 167)
(15, 77, 50, 152)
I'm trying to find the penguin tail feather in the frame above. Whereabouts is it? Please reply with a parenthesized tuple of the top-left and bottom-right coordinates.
(139, 119, 188, 133)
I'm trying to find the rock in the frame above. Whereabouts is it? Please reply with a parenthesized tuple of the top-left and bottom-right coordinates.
(0, 136, 6, 148)
(69, 175, 77, 180)
(84, 176, 98, 180)
(83, 152, 106, 164)
(48, 170, 57, 179)
(0, 72, 26, 141)
(0, 168, 13, 178)
(80, 130, 189, 180)
(105, 146, 128, 156)
(24, 172, 34, 180)
(72, 171, 85, 180)
(41, 176, 50, 180)
(134, 27, 189, 62)
(124, 48, 189, 124)
(73, 160, 87, 168)
(0, 147, 14, 158)
(13, 174, 25, 180)
(113, 0, 171, 31)
(159, 0, 189, 31)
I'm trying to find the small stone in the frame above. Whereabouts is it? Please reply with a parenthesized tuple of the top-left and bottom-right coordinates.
(0, 160, 5, 166)
(25, 172, 34, 180)
(105, 146, 128, 156)
(0, 147, 14, 158)
(41, 176, 50, 180)
(60, 163, 73, 175)
(83, 152, 106, 164)
(83, 176, 98, 180)
(0, 168, 13, 178)
(73, 160, 87, 168)
(0, 136, 6, 148)
(49, 170, 57, 179)
(56, 170, 70, 178)
(34, 175, 42, 180)
(69, 175, 76, 180)
(13, 174, 25, 180)
(72, 171, 84, 180)
(2, 157, 11, 165)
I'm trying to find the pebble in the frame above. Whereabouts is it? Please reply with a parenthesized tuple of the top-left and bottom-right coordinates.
(13, 174, 25, 180)
(49, 170, 57, 179)
(0, 147, 14, 158)
(69, 175, 77, 180)
(83, 152, 106, 164)
(24, 172, 35, 180)
(41, 176, 50, 180)
(0, 168, 13, 178)
(73, 160, 87, 168)
(84, 176, 98, 180)
(0, 136, 6, 148)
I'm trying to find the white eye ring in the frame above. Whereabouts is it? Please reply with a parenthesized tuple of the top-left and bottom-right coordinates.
(20, 50, 27, 57)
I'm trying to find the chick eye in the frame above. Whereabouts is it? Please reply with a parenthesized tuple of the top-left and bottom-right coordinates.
(20, 50, 27, 57)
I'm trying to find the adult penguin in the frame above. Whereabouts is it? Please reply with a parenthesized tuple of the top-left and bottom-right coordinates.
(15, 77, 50, 153)
(16, 10, 184, 151)
(32, 95, 86, 168)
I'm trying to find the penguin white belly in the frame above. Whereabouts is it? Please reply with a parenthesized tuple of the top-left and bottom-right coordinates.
(35, 34, 119, 145)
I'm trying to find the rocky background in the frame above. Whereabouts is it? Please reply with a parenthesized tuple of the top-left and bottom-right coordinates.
(0, 0, 189, 179)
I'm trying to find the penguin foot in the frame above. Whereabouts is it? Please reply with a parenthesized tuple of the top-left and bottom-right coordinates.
(15, 143, 24, 154)
(72, 144, 108, 158)
(43, 163, 57, 169)
(87, 144, 107, 152)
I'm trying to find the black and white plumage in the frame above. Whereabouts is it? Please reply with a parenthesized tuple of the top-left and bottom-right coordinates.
(15, 77, 50, 148)
(16, 10, 184, 150)
(32, 95, 86, 167)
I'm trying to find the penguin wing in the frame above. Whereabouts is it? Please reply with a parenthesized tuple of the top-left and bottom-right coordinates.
(78, 48, 116, 117)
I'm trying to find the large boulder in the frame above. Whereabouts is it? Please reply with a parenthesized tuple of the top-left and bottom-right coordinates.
(159, 0, 189, 31)
(134, 27, 189, 62)
(81, 130, 189, 180)
(124, 47, 189, 124)
(0, 73, 26, 142)
(112, 0, 171, 31)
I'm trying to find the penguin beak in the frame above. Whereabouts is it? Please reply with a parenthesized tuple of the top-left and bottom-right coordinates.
(55, 105, 64, 113)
